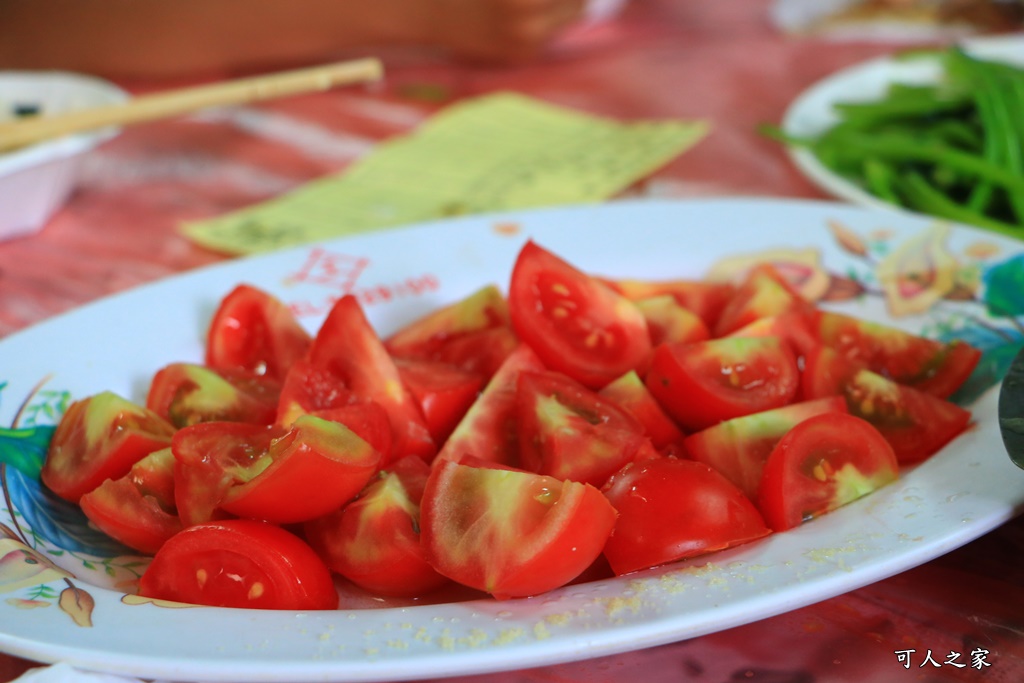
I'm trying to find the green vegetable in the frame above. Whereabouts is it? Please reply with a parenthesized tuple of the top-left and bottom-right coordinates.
(764, 47, 1024, 238)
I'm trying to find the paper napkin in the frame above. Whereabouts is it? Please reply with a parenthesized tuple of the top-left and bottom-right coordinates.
(182, 92, 709, 254)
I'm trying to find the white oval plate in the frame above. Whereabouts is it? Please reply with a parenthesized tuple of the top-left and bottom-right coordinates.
(2, 198, 1023, 683)
(781, 35, 1024, 215)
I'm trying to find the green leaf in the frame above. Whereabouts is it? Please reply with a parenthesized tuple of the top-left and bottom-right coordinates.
(0, 425, 55, 479)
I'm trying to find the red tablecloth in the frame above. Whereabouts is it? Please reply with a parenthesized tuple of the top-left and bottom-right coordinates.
(3, 1, 1023, 681)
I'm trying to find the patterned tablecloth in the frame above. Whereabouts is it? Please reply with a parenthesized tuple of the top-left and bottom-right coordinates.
(2, 1, 1023, 681)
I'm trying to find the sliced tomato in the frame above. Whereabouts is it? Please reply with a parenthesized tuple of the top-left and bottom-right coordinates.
(516, 370, 648, 487)
(634, 295, 711, 350)
(429, 326, 520, 380)
(205, 284, 311, 382)
(601, 457, 771, 576)
(683, 397, 847, 500)
(395, 357, 484, 445)
(275, 358, 358, 425)
(598, 276, 735, 329)
(146, 362, 281, 428)
(645, 336, 800, 433)
(172, 416, 381, 526)
(42, 391, 176, 503)
(171, 422, 282, 527)
(79, 447, 182, 555)
(802, 346, 972, 464)
(713, 264, 811, 337)
(385, 284, 510, 358)
(725, 311, 819, 361)
(307, 294, 434, 463)
(420, 459, 617, 599)
(757, 412, 899, 531)
(809, 310, 981, 399)
(434, 343, 545, 467)
(509, 241, 651, 389)
(304, 456, 449, 598)
(137, 519, 338, 610)
(599, 370, 686, 452)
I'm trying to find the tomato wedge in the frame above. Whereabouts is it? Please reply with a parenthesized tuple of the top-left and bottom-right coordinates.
(138, 519, 338, 610)
(434, 343, 545, 467)
(598, 370, 686, 453)
(205, 284, 311, 382)
(420, 459, 616, 599)
(598, 276, 735, 329)
(645, 336, 800, 433)
(601, 457, 771, 576)
(757, 412, 899, 531)
(713, 264, 810, 337)
(307, 294, 434, 463)
(304, 456, 449, 598)
(146, 363, 281, 428)
(516, 370, 648, 486)
(509, 241, 651, 389)
(683, 397, 848, 500)
(802, 345, 972, 464)
(42, 391, 176, 503)
(78, 447, 182, 555)
(809, 310, 981, 399)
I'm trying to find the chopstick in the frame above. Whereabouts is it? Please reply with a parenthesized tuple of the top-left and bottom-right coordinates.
(0, 57, 384, 153)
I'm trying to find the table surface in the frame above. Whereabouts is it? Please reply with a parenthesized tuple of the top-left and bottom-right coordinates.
(3, 1, 1024, 681)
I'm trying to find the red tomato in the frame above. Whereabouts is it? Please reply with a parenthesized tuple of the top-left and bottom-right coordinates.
(683, 397, 847, 500)
(601, 457, 771, 576)
(757, 412, 899, 531)
(802, 346, 972, 464)
(138, 519, 338, 610)
(394, 357, 484, 445)
(146, 363, 281, 428)
(222, 416, 380, 523)
(713, 264, 810, 337)
(171, 422, 280, 527)
(508, 241, 651, 389)
(434, 343, 545, 467)
(598, 370, 686, 452)
(275, 358, 355, 426)
(809, 310, 981, 399)
(598, 277, 735, 330)
(420, 459, 617, 599)
(385, 284, 518, 381)
(516, 370, 648, 487)
(205, 284, 311, 382)
(79, 448, 182, 555)
(42, 391, 176, 503)
(634, 295, 711, 350)
(307, 295, 434, 462)
(645, 336, 800, 433)
(304, 456, 449, 598)
(275, 359, 394, 461)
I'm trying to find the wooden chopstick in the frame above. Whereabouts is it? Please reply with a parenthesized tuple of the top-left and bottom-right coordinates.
(0, 57, 384, 153)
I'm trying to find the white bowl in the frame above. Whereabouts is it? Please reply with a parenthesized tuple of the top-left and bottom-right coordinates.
(0, 71, 129, 241)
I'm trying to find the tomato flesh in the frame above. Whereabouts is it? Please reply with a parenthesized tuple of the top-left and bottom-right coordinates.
(79, 447, 182, 555)
(601, 457, 771, 576)
(645, 336, 800, 433)
(757, 412, 899, 531)
(138, 519, 338, 610)
(42, 391, 176, 504)
(304, 456, 448, 598)
(516, 370, 648, 487)
(509, 241, 651, 389)
(420, 459, 616, 599)
(205, 284, 311, 382)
